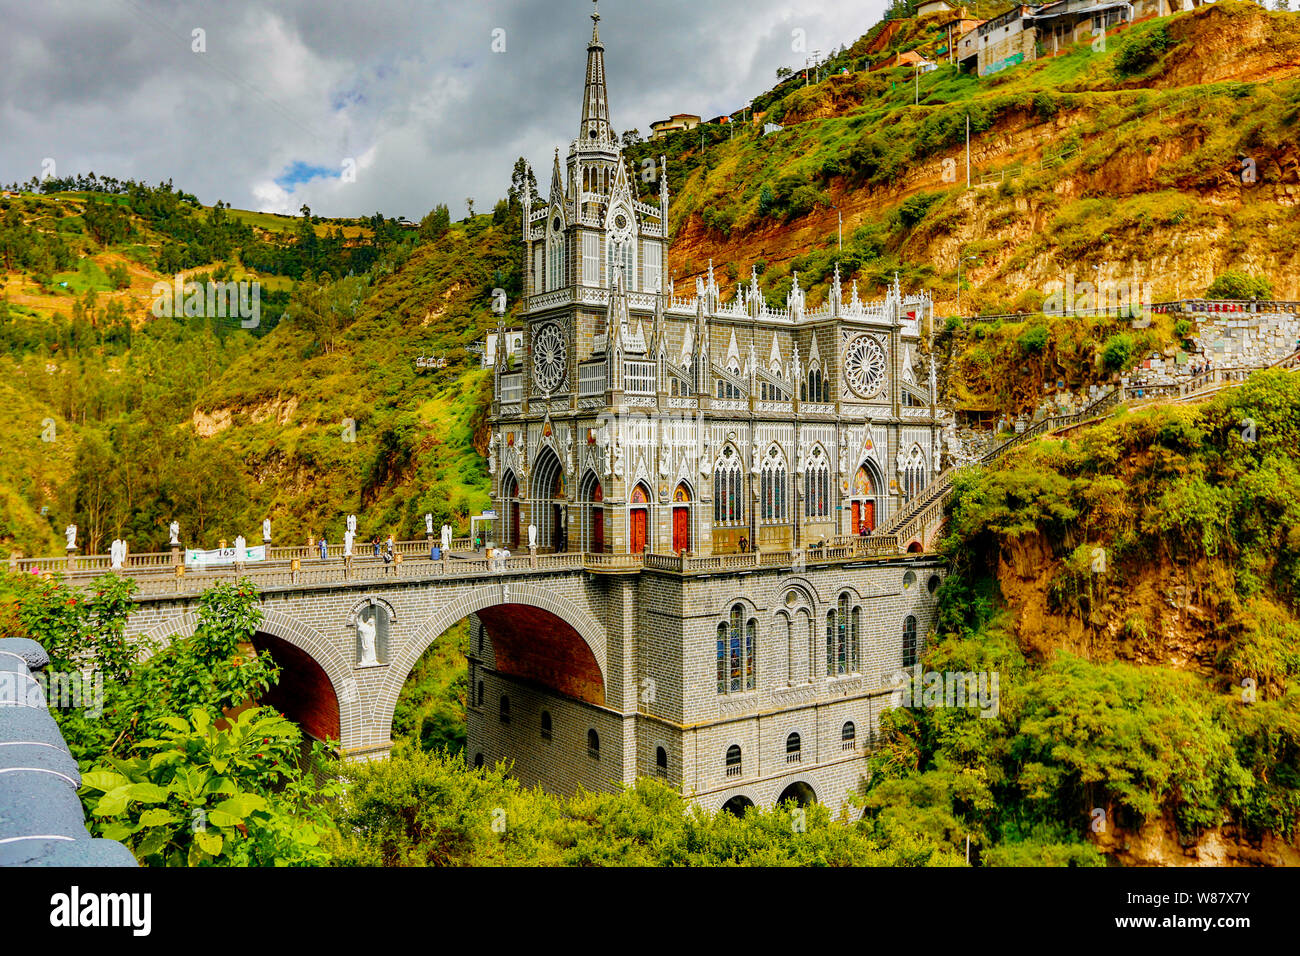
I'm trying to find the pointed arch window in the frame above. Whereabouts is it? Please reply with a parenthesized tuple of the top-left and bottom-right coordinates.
(713, 448, 743, 525)
(760, 447, 787, 523)
(803, 449, 830, 518)
(903, 615, 919, 668)
(804, 366, 827, 403)
(902, 446, 928, 500)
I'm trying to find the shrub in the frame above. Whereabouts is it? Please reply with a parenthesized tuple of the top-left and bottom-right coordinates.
(1114, 24, 1174, 76)
(1018, 324, 1050, 356)
(1101, 332, 1135, 372)
(1206, 271, 1273, 300)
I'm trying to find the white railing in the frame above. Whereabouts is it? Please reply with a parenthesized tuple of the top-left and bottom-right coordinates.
(579, 361, 607, 396)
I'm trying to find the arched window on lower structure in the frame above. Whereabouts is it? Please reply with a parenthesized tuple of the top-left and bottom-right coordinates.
(903, 615, 918, 668)
(716, 603, 756, 694)
(655, 746, 668, 778)
(786, 731, 802, 763)
(540, 710, 552, 741)
(588, 728, 600, 760)
(826, 594, 862, 677)
(842, 721, 856, 751)
(725, 744, 743, 777)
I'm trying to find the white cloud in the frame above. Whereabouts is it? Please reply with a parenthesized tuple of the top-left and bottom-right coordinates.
(0, 0, 890, 218)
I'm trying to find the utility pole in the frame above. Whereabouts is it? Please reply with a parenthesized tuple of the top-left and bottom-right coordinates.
(961, 113, 972, 188)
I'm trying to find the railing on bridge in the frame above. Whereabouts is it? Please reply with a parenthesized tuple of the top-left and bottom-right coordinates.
(11, 535, 944, 599)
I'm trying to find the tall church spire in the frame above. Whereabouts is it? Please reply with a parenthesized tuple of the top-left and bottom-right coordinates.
(579, 1, 614, 146)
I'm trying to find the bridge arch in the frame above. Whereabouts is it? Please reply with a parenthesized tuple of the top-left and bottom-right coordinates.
(133, 607, 361, 751)
(371, 582, 609, 751)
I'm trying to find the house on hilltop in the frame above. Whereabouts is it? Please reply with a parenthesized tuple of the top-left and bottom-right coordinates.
(957, 0, 1200, 77)
(915, 0, 957, 16)
(650, 113, 701, 139)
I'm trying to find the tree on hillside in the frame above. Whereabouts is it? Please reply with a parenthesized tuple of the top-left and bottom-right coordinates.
(776, 67, 793, 80)
(296, 203, 319, 260)
(419, 203, 451, 242)
(286, 272, 368, 355)
(508, 157, 540, 211)
(1206, 271, 1273, 301)
(621, 128, 643, 147)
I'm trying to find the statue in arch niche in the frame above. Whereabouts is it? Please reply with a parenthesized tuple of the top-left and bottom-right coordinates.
(356, 604, 388, 667)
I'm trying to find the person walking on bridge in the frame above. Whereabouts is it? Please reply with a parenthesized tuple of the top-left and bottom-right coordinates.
(319, 534, 328, 561)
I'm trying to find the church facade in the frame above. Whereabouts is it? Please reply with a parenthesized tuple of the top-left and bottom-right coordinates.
(488, 14, 940, 558)
(470, 6, 945, 814)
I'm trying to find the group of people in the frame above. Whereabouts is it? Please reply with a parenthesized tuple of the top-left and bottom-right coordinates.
(313, 526, 396, 563)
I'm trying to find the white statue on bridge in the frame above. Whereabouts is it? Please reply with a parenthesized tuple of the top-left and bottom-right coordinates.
(528, 523, 538, 549)
(262, 518, 271, 542)
(357, 612, 379, 667)
(169, 521, 180, 546)
(234, 534, 246, 557)
(347, 514, 357, 534)
(65, 523, 77, 550)
(344, 528, 354, 558)
(110, 539, 124, 570)
(441, 524, 452, 554)
(425, 513, 434, 535)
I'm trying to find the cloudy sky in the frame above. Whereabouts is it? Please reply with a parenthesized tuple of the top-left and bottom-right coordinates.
(0, 0, 887, 219)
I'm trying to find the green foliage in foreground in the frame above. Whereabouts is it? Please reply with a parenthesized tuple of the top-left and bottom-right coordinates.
(324, 746, 964, 867)
(8, 572, 339, 865)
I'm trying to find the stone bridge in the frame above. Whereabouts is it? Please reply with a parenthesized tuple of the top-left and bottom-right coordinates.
(23, 540, 946, 814)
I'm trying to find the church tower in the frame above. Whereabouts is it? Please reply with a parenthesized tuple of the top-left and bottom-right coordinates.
(474, 0, 947, 819)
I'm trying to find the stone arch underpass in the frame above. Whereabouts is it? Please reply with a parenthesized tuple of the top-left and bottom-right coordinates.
(126, 573, 611, 759)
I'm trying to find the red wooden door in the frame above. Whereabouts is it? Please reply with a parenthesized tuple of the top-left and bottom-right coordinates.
(509, 501, 519, 546)
(863, 500, 875, 532)
(851, 500, 861, 534)
(672, 506, 690, 553)
(631, 509, 647, 553)
(593, 509, 605, 553)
